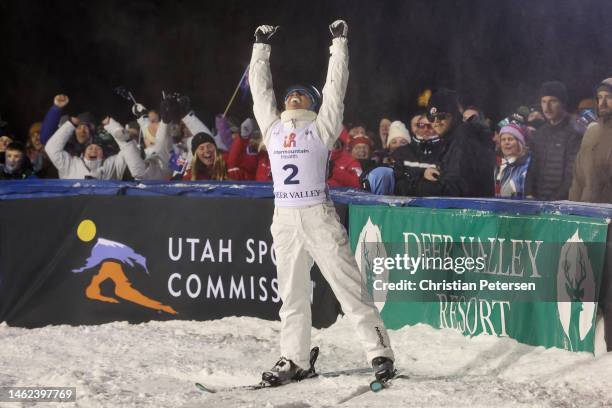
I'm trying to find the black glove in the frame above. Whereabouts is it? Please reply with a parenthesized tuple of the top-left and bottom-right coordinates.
(177, 95, 191, 118)
(160, 94, 180, 124)
(329, 20, 348, 38)
(254, 25, 279, 44)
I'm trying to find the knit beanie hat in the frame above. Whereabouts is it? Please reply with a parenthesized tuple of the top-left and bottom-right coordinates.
(349, 135, 373, 150)
(191, 132, 216, 153)
(596, 78, 612, 95)
(77, 112, 96, 126)
(426, 88, 461, 123)
(386, 121, 410, 148)
(499, 124, 527, 146)
(539, 81, 568, 106)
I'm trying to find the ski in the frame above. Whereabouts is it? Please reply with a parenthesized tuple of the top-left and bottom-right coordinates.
(195, 346, 321, 394)
(370, 370, 409, 392)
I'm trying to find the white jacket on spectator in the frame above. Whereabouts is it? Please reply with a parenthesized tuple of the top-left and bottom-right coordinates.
(45, 121, 127, 180)
(105, 117, 172, 180)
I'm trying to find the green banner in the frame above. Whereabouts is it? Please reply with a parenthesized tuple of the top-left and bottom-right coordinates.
(349, 205, 609, 352)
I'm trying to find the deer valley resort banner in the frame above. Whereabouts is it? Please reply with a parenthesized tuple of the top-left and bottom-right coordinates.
(0, 196, 341, 329)
(350, 205, 609, 353)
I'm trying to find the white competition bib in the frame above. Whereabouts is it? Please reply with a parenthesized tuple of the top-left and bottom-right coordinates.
(268, 121, 330, 207)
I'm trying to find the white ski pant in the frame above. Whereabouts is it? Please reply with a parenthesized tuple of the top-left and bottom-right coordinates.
(271, 201, 394, 368)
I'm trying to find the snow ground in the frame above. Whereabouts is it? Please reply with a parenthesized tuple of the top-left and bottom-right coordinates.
(1, 317, 611, 408)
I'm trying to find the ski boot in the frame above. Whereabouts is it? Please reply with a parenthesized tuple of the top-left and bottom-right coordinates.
(261, 347, 319, 386)
(370, 356, 396, 392)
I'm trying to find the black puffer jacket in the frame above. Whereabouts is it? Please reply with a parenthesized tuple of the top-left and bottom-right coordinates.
(393, 135, 445, 196)
(411, 121, 496, 197)
(524, 116, 582, 201)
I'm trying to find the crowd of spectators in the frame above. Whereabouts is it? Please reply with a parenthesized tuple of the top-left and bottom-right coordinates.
(1, 77, 611, 205)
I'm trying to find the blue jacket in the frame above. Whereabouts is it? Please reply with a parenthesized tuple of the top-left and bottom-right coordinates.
(40, 105, 63, 146)
(495, 154, 531, 198)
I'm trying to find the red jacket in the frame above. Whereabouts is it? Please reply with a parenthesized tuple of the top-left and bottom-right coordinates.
(227, 136, 260, 181)
(328, 148, 362, 188)
(255, 151, 272, 182)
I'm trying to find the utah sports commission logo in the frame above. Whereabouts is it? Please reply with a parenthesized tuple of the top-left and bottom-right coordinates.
(72, 219, 177, 315)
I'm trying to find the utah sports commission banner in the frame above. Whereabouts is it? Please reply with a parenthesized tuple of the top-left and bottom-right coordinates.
(350, 205, 608, 352)
(0, 196, 341, 328)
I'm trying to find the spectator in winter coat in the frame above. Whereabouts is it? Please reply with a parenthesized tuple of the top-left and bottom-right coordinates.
(101, 98, 178, 181)
(570, 78, 612, 203)
(361, 121, 412, 195)
(26, 122, 58, 178)
(40, 95, 96, 157)
(417, 88, 496, 197)
(494, 124, 531, 198)
(349, 134, 376, 175)
(393, 117, 444, 196)
(328, 139, 362, 188)
(227, 118, 262, 181)
(524, 81, 582, 200)
(0, 142, 34, 179)
(183, 132, 228, 181)
(45, 115, 128, 180)
(173, 107, 222, 179)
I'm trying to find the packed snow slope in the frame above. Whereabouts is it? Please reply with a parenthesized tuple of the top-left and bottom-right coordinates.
(1, 316, 611, 408)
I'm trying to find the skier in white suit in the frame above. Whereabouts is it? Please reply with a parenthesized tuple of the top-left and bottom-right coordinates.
(249, 20, 395, 385)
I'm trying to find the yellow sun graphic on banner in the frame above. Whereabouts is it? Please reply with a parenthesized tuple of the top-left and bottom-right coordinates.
(77, 219, 97, 242)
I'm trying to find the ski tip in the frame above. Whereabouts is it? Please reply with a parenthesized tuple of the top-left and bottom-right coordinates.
(370, 380, 385, 392)
(195, 382, 216, 393)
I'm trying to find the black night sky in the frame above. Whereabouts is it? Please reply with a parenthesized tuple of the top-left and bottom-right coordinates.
(2, 0, 612, 140)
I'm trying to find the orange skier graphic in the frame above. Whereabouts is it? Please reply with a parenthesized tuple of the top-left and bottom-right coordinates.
(73, 219, 177, 315)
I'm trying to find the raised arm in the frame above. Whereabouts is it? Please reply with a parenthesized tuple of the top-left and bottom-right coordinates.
(44, 118, 77, 176)
(315, 20, 349, 150)
(40, 94, 69, 145)
(248, 25, 280, 145)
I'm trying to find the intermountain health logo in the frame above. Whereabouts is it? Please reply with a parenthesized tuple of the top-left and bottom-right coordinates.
(556, 230, 596, 351)
(72, 219, 177, 315)
(283, 133, 297, 148)
(355, 217, 388, 311)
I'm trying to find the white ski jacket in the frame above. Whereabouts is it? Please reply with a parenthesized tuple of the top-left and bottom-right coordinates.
(45, 121, 128, 180)
(103, 118, 172, 180)
(249, 37, 349, 150)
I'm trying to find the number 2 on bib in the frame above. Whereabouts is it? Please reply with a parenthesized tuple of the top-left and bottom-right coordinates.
(283, 164, 300, 185)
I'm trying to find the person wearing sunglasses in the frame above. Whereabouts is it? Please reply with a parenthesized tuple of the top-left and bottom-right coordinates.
(414, 88, 496, 197)
(249, 20, 395, 386)
(393, 113, 444, 196)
